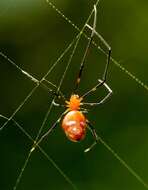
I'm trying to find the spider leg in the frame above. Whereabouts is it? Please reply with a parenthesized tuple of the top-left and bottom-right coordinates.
(74, 5, 97, 92)
(43, 79, 67, 107)
(82, 79, 113, 106)
(52, 100, 66, 107)
(81, 14, 112, 99)
(0, 52, 66, 102)
(74, 4, 111, 94)
(86, 24, 111, 85)
(84, 121, 99, 153)
(43, 79, 66, 101)
(31, 111, 67, 152)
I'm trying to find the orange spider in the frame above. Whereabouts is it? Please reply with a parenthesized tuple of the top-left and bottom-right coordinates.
(32, 5, 112, 153)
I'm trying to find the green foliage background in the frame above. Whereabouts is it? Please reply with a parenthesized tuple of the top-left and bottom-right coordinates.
(0, 0, 148, 190)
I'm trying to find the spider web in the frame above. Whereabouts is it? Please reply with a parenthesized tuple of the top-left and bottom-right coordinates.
(0, 0, 148, 190)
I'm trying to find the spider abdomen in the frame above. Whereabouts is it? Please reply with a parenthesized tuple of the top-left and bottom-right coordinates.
(62, 111, 86, 142)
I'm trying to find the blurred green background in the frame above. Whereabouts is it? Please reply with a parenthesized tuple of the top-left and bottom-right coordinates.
(0, 0, 148, 190)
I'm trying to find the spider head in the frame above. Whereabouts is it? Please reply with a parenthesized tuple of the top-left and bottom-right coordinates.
(66, 94, 83, 111)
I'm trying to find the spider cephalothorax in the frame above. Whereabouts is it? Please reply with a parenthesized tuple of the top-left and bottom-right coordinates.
(65, 94, 83, 111)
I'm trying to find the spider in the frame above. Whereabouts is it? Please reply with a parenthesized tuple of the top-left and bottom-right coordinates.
(32, 5, 112, 153)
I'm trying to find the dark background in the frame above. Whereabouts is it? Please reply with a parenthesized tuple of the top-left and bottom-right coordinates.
(0, 0, 148, 190)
